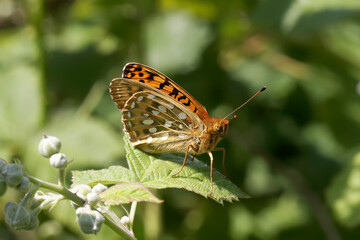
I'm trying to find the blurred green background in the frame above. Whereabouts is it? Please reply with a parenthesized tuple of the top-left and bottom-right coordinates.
(1, 0, 360, 239)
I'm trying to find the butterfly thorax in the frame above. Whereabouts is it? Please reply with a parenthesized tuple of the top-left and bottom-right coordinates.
(195, 118, 229, 154)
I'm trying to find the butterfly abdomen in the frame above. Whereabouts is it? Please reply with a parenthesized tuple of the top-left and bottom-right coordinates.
(134, 135, 201, 154)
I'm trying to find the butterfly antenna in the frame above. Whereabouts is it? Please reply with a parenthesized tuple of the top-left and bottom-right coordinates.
(223, 86, 267, 120)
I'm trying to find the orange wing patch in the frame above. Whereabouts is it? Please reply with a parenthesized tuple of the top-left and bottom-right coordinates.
(122, 63, 210, 120)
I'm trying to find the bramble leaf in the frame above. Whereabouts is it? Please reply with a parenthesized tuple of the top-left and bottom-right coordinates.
(99, 182, 162, 205)
(72, 135, 248, 204)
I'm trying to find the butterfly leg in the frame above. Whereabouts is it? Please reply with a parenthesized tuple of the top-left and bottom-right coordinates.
(208, 151, 214, 197)
(172, 144, 197, 178)
(213, 148, 227, 179)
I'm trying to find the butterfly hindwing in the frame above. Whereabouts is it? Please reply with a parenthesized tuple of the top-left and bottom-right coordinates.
(109, 78, 146, 110)
(110, 78, 206, 153)
(122, 90, 204, 153)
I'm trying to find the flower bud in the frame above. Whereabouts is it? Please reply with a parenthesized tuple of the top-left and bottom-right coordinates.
(33, 191, 63, 211)
(92, 183, 108, 195)
(17, 176, 31, 192)
(4, 202, 31, 229)
(0, 175, 7, 197)
(120, 216, 130, 225)
(86, 192, 99, 205)
(78, 209, 104, 234)
(22, 213, 39, 230)
(0, 158, 7, 171)
(49, 153, 67, 169)
(31, 194, 42, 210)
(38, 134, 61, 158)
(3, 164, 23, 187)
(21, 208, 40, 230)
(76, 205, 91, 217)
(71, 184, 92, 199)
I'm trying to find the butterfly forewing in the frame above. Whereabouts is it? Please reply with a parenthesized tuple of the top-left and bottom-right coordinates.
(122, 63, 210, 120)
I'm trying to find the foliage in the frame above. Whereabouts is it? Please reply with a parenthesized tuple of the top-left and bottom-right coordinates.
(73, 135, 247, 204)
(1, 0, 360, 239)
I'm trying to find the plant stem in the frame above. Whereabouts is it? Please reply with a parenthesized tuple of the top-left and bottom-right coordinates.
(28, 175, 84, 205)
(129, 201, 137, 231)
(104, 216, 136, 240)
(58, 169, 66, 187)
(28, 175, 136, 239)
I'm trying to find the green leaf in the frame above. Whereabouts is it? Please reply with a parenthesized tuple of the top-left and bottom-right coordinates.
(325, 22, 360, 68)
(327, 152, 360, 227)
(72, 166, 132, 186)
(124, 135, 248, 204)
(253, 0, 360, 33)
(71, 135, 248, 204)
(99, 182, 163, 205)
(282, 0, 360, 33)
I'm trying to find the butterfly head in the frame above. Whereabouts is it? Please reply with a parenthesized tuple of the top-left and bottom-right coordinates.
(212, 119, 230, 138)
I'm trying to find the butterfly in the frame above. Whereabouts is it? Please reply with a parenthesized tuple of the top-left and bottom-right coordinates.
(109, 63, 266, 196)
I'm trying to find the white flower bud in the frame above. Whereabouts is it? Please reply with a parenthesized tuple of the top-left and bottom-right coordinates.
(33, 191, 63, 211)
(49, 153, 67, 169)
(71, 184, 92, 199)
(86, 192, 99, 205)
(76, 205, 91, 217)
(38, 134, 61, 158)
(120, 216, 130, 225)
(92, 183, 108, 194)
(77, 206, 104, 234)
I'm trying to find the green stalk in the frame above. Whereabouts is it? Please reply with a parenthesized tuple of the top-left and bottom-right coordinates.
(28, 176, 136, 239)
(58, 169, 66, 187)
(28, 176, 84, 205)
(104, 216, 136, 240)
(129, 201, 137, 232)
